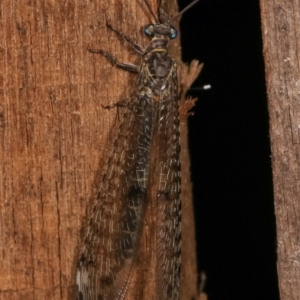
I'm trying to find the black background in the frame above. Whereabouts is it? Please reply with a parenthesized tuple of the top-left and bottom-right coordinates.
(178, 0, 280, 299)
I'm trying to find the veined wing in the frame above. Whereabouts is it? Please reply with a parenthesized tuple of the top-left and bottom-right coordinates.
(153, 60, 181, 300)
(77, 67, 159, 300)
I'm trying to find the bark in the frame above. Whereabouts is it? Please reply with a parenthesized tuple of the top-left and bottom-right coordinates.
(260, 0, 300, 299)
(0, 0, 199, 299)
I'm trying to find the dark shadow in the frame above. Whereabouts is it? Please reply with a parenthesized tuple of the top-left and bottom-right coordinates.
(179, 0, 280, 299)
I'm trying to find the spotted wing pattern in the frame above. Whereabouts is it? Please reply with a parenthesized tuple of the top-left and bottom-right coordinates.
(77, 67, 158, 299)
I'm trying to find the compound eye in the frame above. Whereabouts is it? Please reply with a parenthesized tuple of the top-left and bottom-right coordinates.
(144, 24, 155, 37)
(170, 26, 177, 39)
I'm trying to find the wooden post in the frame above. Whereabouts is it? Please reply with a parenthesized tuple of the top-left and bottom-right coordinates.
(260, 0, 300, 298)
(0, 0, 200, 299)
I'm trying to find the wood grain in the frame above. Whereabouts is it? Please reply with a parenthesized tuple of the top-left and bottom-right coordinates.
(260, 0, 300, 298)
(0, 0, 200, 299)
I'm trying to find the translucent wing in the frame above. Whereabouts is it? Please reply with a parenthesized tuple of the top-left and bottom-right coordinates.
(154, 61, 181, 300)
(77, 66, 158, 300)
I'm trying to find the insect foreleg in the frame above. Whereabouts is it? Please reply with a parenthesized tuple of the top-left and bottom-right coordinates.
(107, 23, 145, 55)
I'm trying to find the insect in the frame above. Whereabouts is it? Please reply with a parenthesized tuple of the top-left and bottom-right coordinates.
(76, 0, 200, 299)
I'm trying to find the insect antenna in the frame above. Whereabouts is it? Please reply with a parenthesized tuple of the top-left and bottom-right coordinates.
(143, 0, 159, 23)
(170, 0, 201, 23)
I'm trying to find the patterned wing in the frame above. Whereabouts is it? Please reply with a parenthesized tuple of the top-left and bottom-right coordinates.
(76, 69, 157, 300)
(154, 60, 181, 300)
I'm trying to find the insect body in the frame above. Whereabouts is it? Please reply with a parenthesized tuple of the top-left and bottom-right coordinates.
(76, 1, 200, 299)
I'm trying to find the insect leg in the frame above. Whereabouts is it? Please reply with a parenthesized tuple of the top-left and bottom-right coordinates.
(107, 23, 145, 55)
(89, 48, 139, 73)
(102, 99, 128, 109)
(102, 100, 129, 121)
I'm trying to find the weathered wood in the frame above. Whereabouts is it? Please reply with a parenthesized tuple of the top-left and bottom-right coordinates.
(0, 0, 200, 299)
(260, 0, 300, 299)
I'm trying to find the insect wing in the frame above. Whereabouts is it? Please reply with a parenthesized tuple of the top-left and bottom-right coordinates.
(153, 60, 181, 300)
(77, 75, 156, 300)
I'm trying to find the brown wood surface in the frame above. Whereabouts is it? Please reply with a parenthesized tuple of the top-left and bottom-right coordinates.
(0, 0, 201, 299)
(260, 0, 300, 299)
